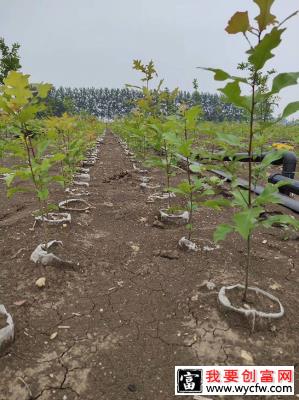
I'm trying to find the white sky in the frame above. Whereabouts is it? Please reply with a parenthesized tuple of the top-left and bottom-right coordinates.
(1, 0, 299, 114)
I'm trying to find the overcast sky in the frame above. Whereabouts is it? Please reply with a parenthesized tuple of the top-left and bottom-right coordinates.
(1, 0, 299, 114)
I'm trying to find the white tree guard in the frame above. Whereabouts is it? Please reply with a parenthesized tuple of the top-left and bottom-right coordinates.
(0, 305, 14, 353)
(59, 198, 91, 212)
(218, 284, 284, 320)
(178, 236, 199, 251)
(30, 240, 63, 265)
(148, 192, 176, 201)
(35, 212, 71, 225)
(160, 209, 189, 225)
(74, 173, 90, 182)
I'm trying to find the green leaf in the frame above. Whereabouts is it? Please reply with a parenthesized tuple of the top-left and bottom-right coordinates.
(178, 141, 192, 158)
(18, 104, 40, 123)
(225, 11, 250, 34)
(35, 83, 52, 99)
(280, 101, 299, 120)
(189, 164, 202, 173)
(170, 181, 192, 195)
(7, 187, 31, 198)
(233, 207, 263, 240)
(200, 68, 248, 84)
(51, 175, 65, 183)
(214, 224, 233, 242)
(260, 151, 284, 168)
(216, 132, 242, 146)
(232, 189, 249, 208)
(254, 183, 280, 206)
(37, 188, 49, 201)
(219, 81, 251, 111)
(248, 27, 285, 71)
(253, 0, 277, 32)
(4, 173, 16, 187)
(185, 106, 201, 129)
(202, 189, 215, 196)
(201, 68, 230, 81)
(270, 72, 299, 95)
(262, 214, 299, 229)
(202, 199, 230, 210)
(50, 153, 65, 162)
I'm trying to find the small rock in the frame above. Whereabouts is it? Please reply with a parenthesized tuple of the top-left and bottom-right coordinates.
(140, 182, 147, 189)
(152, 220, 165, 229)
(127, 384, 137, 392)
(206, 281, 216, 290)
(35, 277, 46, 288)
(87, 333, 93, 340)
(241, 349, 254, 364)
(13, 300, 27, 307)
(200, 280, 216, 290)
(159, 250, 179, 260)
(262, 239, 268, 244)
(269, 282, 282, 291)
(131, 244, 140, 252)
(178, 237, 198, 252)
(270, 325, 277, 332)
(103, 202, 114, 207)
(50, 332, 58, 340)
(203, 245, 219, 251)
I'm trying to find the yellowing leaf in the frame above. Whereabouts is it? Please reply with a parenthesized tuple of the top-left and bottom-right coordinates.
(3, 71, 32, 108)
(253, 0, 277, 32)
(35, 83, 52, 99)
(225, 11, 250, 34)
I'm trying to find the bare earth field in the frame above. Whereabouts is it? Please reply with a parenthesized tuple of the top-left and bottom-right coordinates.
(0, 133, 298, 400)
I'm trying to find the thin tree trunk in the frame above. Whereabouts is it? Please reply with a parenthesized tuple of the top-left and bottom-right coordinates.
(243, 234, 251, 302)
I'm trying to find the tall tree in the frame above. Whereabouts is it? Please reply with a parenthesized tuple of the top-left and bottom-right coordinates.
(0, 37, 21, 84)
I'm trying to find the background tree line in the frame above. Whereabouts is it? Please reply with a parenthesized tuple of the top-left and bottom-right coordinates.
(44, 86, 247, 122)
(0, 37, 262, 122)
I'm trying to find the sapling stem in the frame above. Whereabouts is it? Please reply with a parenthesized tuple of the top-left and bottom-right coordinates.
(244, 32, 260, 301)
(184, 119, 193, 240)
(163, 139, 171, 209)
(243, 234, 251, 302)
(23, 126, 49, 251)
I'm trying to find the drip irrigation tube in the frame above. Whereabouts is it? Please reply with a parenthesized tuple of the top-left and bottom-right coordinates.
(197, 151, 297, 174)
(268, 174, 299, 196)
(177, 154, 299, 214)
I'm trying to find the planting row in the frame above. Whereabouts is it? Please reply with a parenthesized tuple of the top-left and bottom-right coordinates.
(0, 71, 106, 353)
(111, 1, 299, 330)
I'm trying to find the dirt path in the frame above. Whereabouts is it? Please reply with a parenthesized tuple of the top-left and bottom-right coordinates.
(0, 134, 298, 399)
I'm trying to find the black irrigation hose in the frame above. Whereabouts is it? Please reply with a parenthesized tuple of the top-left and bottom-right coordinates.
(197, 151, 297, 172)
(177, 154, 299, 214)
(268, 174, 299, 196)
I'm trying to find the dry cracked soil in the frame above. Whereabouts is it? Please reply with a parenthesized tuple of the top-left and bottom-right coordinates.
(0, 133, 298, 400)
